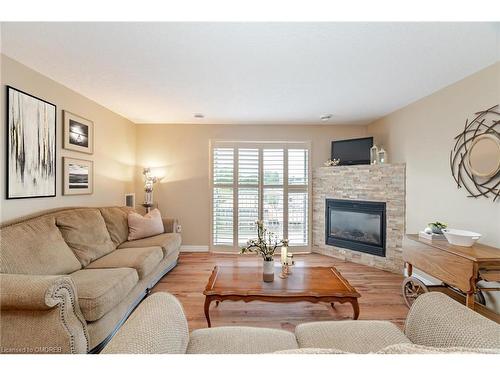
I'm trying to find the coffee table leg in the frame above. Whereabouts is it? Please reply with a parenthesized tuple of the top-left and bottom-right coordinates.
(204, 297, 212, 327)
(351, 299, 360, 320)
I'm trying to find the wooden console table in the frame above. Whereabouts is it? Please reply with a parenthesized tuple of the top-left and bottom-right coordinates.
(404, 234, 500, 321)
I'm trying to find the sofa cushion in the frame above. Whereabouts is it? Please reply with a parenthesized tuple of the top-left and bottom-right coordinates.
(99, 207, 133, 246)
(85, 252, 180, 349)
(295, 321, 410, 354)
(118, 233, 182, 257)
(70, 268, 139, 322)
(56, 209, 116, 267)
(0, 216, 81, 275)
(127, 209, 164, 241)
(85, 247, 163, 279)
(187, 326, 299, 354)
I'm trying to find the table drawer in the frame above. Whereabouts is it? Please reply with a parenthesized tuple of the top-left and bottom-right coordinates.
(403, 243, 475, 292)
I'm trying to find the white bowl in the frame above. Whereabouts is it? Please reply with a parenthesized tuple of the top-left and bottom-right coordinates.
(442, 229, 481, 247)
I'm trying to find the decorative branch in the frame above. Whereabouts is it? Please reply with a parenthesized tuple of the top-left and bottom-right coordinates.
(240, 220, 285, 261)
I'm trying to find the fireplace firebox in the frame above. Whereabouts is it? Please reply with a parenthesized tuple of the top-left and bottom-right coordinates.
(325, 199, 386, 257)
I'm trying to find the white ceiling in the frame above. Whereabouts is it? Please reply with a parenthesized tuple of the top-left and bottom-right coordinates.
(1, 22, 499, 125)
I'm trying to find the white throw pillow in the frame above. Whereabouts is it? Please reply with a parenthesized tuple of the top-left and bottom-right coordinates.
(127, 209, 165, 241)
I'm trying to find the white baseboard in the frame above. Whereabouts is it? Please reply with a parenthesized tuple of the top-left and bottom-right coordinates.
(180, 245, 209, 252)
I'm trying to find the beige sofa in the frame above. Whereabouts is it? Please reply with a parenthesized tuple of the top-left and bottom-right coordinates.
(102, 292, 500, 354)
(0, 206, 181, 354)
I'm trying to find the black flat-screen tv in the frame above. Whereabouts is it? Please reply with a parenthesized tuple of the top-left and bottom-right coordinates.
(331, 137, 373, 165)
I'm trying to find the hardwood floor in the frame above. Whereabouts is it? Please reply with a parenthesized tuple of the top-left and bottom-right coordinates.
(152, 252, 409, 332)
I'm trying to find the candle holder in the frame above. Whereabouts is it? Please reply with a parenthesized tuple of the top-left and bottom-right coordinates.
(286, 254, 295, 274)
(279, 253, 294, 279)
(279, 264, 289, 279)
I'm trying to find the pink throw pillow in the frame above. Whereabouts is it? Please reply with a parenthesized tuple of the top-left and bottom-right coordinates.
(127, 209, 165, 241)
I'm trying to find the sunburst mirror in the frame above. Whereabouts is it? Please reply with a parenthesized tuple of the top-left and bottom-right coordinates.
(450, 105, 500, 202)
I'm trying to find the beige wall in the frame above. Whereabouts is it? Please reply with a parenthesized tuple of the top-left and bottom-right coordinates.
(368, 62, 500, 247)
(135, 123, 367, 246)
(0, 55, 136, 222)
(3, 51, 497, 251)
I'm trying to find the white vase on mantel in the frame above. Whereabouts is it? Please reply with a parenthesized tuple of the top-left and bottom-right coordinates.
(263, 259, 274, 282)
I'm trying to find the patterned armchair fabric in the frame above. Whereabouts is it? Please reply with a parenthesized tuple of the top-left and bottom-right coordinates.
(103, 291, 500, 354)
(102, 292, 189, 354)
(404, 292, 500, 349)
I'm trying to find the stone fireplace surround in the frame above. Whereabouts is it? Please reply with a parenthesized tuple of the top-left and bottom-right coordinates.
(312, 164, 405, 273)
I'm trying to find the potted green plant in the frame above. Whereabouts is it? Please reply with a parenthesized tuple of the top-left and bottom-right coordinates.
(428, 221, 448, 235)
(240, 220, 284, 282)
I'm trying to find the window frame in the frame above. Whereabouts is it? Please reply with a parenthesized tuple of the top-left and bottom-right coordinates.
(209, 140, 312, 253)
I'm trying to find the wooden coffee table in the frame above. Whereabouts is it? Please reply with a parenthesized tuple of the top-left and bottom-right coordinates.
(203, 265, 361, 327)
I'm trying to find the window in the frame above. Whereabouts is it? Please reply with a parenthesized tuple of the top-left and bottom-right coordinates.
(211, 141, 310, 251)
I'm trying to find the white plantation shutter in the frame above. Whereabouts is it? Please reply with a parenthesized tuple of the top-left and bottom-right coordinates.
(212, 187, 233, 245)
(211, 142, 309, 250)
(263, 148, 284, 239)
(263, 188, 284, 239)
(288, 149, 308, 185)
(238, 188, 259, 244)
(238, 148, 259, 184)
(213, 148, 234, 184)
(288, 148, 309, 245)
(263, 149, 284, 185)
(237, 148, 259, 244)
(288, 191, 308, 245)
(212, 148, 234, 246)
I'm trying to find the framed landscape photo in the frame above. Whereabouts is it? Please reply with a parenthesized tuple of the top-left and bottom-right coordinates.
(63, 110, 94, 154)
(63, 157, 93, 195)
(6, 86, 56, 199)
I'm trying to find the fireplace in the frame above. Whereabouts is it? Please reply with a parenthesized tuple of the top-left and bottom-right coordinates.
(325, 199, 386, 257)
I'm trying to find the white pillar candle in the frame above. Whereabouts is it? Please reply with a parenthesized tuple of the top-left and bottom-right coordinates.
(281, 245, 288, 265)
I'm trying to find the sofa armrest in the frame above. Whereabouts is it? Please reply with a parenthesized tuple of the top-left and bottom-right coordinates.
(404, 292, 500, 349)
(1, 274, 74, 310)
(162, 217, 179, 233)
(102, 292, 189, 354)
(0, 274, 89, 353)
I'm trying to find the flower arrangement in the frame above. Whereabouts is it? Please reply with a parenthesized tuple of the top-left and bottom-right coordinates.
(324, 158, 340, 166)
(240, 220, 285, 261)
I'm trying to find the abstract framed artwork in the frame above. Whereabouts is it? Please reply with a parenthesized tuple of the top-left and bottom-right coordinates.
(6, 86, 56, 199)
(63, 157, 93, 195)
(63, 110, 94, 154)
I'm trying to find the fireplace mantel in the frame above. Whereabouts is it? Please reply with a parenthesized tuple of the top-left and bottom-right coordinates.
(312, 163, 406, 273)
